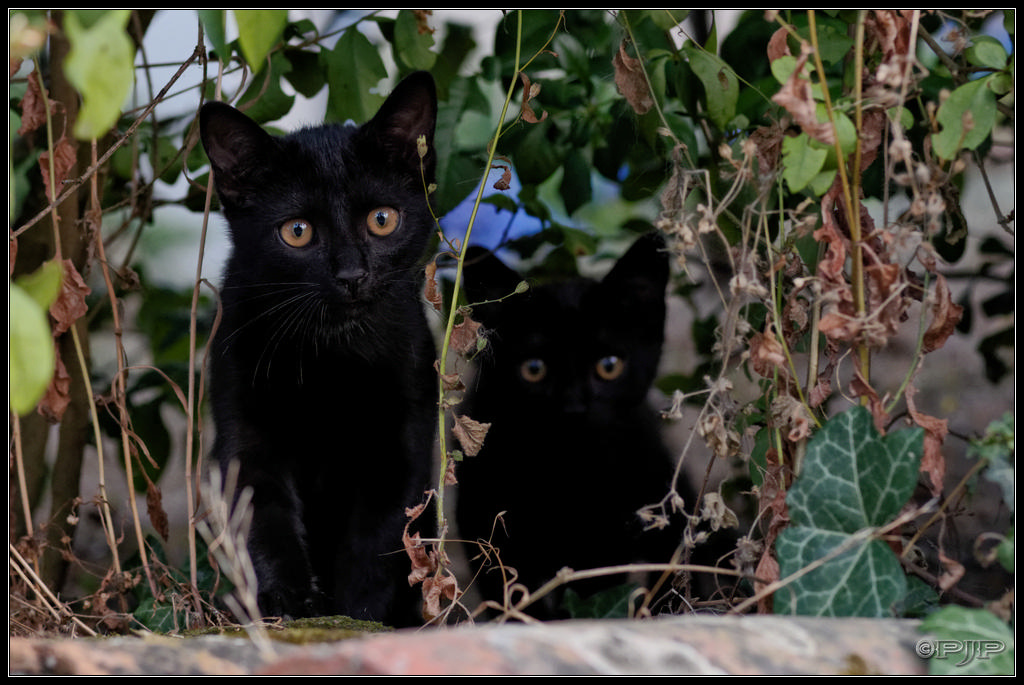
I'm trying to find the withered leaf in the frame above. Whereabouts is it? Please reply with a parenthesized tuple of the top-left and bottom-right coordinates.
(449, 315, 482, 355)
(18, 65, 56, 137)
(146, 482, 170, 542)
(38, 135, 77, 203)
(50, 259, 91, 337)
(921, 274, 963, 353)
(452, 413, 490, 457)
(906, 384, 948, 498)
(38, 350, 70, 423)
(492, 160, 512, 191)
(771, 44, 836, 145)
(612, 40, 653, 115)
(518, 73, 547, 124)
(749, 329, 789, 381)
(423, 258, 442, 311)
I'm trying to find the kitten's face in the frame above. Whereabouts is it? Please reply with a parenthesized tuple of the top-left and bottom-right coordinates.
(199, 72, 437, 344)
(464, 233, 669, 424)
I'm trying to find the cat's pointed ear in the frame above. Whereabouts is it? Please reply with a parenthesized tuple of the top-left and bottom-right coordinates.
(601, 231, 669, 316)
(199, 102, 277, 205)
(362, 71, 437, 177)
(461, 247, 526, 325)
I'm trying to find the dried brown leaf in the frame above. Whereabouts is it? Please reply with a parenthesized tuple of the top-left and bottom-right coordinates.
(38, 350, 70, 423)
(18, 65, 55, 137)
(612, 40, 653, 115)
(146, 482, 170, 542)
(749, 329, 789, 381)
(921, 274, 963, 353)
(849, 372, 888, 434)
(518, 73, 547, 124)
(50, 259, 91, 337)
(771, 44, 836, 145)
(38, 135, 77, 203)
(766, 26, 793, 61)
(452, 413, 490, 457)
(906, 384, 948, 498)
(423, 259, 442, 311)
(450, 316, 482, 356)
(492, 159, 512, 191)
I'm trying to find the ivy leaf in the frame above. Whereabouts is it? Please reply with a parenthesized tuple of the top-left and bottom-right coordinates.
(919, 606, 1015, 675)
(63, 9, 134, 140)
(775, 528, 908, 617)
(234, 9, 288, 74)
(775, 406, 923, 617)
(788, 405, 923, 532)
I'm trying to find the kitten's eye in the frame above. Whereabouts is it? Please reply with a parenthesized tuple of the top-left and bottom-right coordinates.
(280, 219, 314, 247)
(366, 206, 400, 236)
(520, 358, 547, 383)
(595, 355, 626, 381)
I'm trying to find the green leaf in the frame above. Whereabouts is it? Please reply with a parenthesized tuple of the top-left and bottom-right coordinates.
(197, 9, 228, 61)
(321, 27, 388, 123)
(775, 529, 908, 617)
(965, 35, 1009, 70)
(393, 9, 436, 71)
(788, 406, 923, 532)
(683, 42, 739, 129)
(562, 583, 639, 619)
(995, 526, 1013, 573)
(63, 9, 135, 139)
(559, 149, 593, 215)
(16, 258, 64, 309)
(237, 51, 296, 123)
(9, 262, 62, 415)
(919, 606, 1015, 675)
(781, 133, 828, 194)
(234, 9, 288, 73)
(931, 76, 998, 160)
(774, 406, 924, 617)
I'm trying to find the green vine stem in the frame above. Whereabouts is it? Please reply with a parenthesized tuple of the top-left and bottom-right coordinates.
(433, 10, 525, 567)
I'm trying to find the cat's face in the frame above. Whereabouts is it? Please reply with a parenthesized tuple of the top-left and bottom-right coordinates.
(463, 233, 669, 424)
(199, 72, 437, 344)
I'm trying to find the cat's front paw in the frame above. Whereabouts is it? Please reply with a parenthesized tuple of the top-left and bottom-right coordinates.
(257, 583, 327, 621)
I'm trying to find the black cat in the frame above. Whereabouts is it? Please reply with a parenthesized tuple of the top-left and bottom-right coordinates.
(199, 71, 438, 626)
(455, 232, 697, 620)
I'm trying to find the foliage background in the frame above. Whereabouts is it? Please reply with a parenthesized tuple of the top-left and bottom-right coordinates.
(8, 9, 1014, 651)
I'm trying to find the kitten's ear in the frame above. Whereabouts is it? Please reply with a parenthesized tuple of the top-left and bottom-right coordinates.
(461, 247, 525, 324)
(361, 71, 438, 176)
(199, 102, 277, 205)
(601, 231, 669, 317)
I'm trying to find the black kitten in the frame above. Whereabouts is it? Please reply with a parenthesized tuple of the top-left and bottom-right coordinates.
(455, 232, 694, 619)
(200, 72, 438, 626)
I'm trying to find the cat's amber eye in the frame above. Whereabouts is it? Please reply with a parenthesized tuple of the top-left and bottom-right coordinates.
(520, 358, 547, 383)
(595, 355, 626, 381)
(280, 219, 314, 247)
(366, 206, 400, 236)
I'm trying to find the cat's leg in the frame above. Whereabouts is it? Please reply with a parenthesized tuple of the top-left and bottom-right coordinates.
(244, 470, 326, 619)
